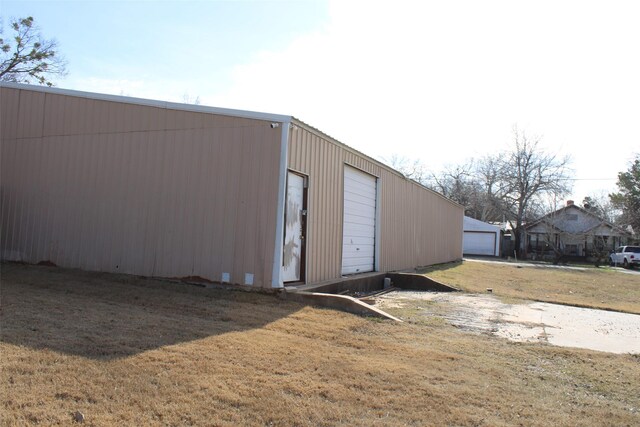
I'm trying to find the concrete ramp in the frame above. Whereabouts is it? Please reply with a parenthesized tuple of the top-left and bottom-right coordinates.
(280, 291, 401, 321)
(283, 272, 457, 319)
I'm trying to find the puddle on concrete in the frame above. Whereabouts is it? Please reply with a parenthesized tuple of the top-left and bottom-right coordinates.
(374, 291, 640, 354)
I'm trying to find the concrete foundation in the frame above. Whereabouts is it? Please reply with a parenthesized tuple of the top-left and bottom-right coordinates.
(287, 272, 458, 295)
(386, 273, 459, 292)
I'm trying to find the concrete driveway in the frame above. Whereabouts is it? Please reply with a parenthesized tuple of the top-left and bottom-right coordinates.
(609, 266, 640, 275)
(375, 291, 640, 354)
(464, 257, 640, 275)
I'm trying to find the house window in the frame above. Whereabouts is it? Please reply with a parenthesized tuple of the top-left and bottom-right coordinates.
(593, 236, 608, 251)
(566, 214, 578, 221)
(565, 244, 578, 255)
(528, 234, 548, 253)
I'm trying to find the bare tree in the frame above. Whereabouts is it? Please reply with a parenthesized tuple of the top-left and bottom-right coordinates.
(387, 155, 487, 217)
(387, 156, 486, 218)
(430, 162, 478, 212)
(472, 155, 512, 222)
(0, 16, 67, 86)
(386, 154, 430, 185)
(182, 92, 201, 105)
(387, 127, 571, 253)
(500, 127, 572, 257)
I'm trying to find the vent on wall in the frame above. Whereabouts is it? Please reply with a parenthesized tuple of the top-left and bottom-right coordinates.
(244, 273, 254, 286)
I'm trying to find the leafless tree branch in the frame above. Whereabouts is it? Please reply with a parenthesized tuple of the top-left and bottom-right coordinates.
(0, 16, 67, 86)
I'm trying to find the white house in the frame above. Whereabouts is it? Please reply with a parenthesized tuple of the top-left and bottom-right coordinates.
(463, 216, 501, 257)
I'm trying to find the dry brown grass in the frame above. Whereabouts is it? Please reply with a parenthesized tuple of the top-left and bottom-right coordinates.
(2, 263, 639, 426)
(418, 260, 640, 314)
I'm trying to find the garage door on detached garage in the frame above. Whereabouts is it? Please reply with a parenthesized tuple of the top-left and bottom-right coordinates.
(463, 232, 496, 256)
(462, 216, 501, 257)
(342, 165, 377, 275)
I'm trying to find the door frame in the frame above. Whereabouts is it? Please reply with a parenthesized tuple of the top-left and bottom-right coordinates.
(282, 169, 308, 284)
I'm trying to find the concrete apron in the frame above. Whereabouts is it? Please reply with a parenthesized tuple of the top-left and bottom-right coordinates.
(375, 291, 640, 354)
(281, 272, 458, 321)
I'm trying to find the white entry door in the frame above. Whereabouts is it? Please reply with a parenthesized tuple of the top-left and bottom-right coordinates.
(342, 166, 377, 275)
(282, 172, 305, 282)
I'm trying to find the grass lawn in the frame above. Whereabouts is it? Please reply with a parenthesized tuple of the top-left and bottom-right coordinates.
(1, 263, 639, 426)
(418, 260, 640, 314)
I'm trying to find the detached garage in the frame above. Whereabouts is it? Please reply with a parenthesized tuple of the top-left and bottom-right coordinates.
(463, 216, 501, 257)
(1, 83, 463, 289)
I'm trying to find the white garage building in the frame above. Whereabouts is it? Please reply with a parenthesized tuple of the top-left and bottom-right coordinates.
(463, 216, 501, 257)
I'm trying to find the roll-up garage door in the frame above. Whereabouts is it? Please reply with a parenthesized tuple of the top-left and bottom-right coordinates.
(342, 166, 377, 275)
(463, 232, 496, 256)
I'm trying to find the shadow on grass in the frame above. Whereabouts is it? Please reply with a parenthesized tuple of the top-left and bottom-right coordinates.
(0, 263, 301, 360)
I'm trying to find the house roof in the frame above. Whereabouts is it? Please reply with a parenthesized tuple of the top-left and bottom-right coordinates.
(525, 203, 629, 235)
(463, 216, 501, 233)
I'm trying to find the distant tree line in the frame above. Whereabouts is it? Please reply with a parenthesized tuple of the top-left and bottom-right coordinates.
(389, 128, 640, 254)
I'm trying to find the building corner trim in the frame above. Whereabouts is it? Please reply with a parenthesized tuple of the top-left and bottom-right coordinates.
(271, 121, 290, 288)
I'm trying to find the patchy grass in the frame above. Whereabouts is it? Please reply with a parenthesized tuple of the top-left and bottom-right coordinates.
(418, 260, 640, 314)
(2, 263, 639, 426)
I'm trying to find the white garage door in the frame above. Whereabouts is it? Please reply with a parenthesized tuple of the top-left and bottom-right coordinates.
(342, 166, 377, 275)
(463, 232, 496, 256)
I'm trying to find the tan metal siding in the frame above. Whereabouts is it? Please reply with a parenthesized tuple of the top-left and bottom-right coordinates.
(1, 87, 282, 287)
(378, 174, 463, 270)
(288, 123, 463, 284)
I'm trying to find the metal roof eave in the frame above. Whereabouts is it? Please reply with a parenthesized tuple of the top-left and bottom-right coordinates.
(0, 82, 293, 124)
(290, 117, 464, 210)
(1, 82, 463, 211)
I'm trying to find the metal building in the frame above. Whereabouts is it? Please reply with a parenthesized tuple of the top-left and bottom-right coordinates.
(1, 83, 463, 288)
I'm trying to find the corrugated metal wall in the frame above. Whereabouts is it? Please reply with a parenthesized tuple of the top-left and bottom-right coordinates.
(288, 122, 463, 284)
(0, 86, 282, 287)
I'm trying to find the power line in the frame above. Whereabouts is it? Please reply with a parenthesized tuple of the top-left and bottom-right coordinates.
(561, 178, 617, 181)
(416, 177, 617, 183)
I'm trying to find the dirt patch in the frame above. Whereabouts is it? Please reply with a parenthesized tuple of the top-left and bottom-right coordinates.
(375, 291, 640, 354)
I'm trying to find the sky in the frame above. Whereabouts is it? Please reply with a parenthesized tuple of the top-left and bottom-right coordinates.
(2, 0, 639, 204)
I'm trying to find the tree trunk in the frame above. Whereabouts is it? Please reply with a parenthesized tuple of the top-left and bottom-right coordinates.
(514, 226, 523, 259)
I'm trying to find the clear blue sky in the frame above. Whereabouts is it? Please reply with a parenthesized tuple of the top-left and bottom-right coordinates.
(2, 0, 639, 204)
(1, 0, 329, 98)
